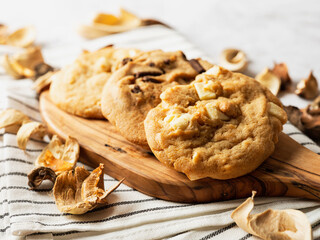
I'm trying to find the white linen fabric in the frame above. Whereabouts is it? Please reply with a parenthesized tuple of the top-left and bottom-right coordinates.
(0, 25, 319, 240)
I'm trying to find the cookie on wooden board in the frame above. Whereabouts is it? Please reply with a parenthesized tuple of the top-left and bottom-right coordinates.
(144, 65, 287, 180)
(49, 46, 141, 119)
(101, 50, 213, 148)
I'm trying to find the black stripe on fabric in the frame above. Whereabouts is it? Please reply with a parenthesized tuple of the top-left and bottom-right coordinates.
(198, 223, 236, 240)
(239, 234, 252, 240)
(0, 172, 27, 178)
(0, 213, 9, 219)
(0, 145, 43, 152)
(8, 198, 158, 219)
(0, 186, 51, 193)
(52, 231, 80, 237)
(7, 95, 39, 112)
(313, 219, 320, 229)
(0, 158, 33, 165)
(0, 225, 10, 232)
(286, 132, 304, 136)
(300, 142, 318, 146)
(10, 204, 191, 227)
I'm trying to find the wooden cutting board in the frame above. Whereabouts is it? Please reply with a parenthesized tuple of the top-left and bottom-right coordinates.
(39, 91, 320, 203)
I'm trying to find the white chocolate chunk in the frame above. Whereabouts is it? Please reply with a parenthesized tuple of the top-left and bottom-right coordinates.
(268, 102, 287, 124)
(194, 82, 217, 100)
(205, 65, 222, 77)
(169, 114, 192, 130)
(205, 103, 229, 121)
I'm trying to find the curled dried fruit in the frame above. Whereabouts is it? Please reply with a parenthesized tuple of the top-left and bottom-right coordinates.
(6, 26, 36, 48)
(78, 9, 142, 39)
(33, 70, 57, 94)
(0, 109, 30, 133)
(28, 166, 56, 190)
(231, 191, 312, 240)
(255, 68, 281, 96)
(53, 164, 124, 214)
(308, 95, 320, 115)
(17, 121, 46, 150)
(1, 47, 48, 79)
(295, 71, 319, 100)
(219, 48, 247, 72)
(35, 135, 80, 174)
(271, 62, 292, 90)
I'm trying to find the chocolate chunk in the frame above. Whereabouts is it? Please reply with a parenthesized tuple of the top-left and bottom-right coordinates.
(189, 59, 205, 73)
(134, 71, 162, 78)
(122, 57, 133, 66)
(164, 59, 171, 65)
(181, 51, 187, 60)
(131, 85, 142, 93)
(142, 76, 162, 83)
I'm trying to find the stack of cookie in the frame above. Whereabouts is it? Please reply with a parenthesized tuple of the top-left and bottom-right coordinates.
(49, 46, 287, 180)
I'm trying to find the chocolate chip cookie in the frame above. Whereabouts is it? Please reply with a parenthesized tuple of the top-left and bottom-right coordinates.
(144, 65, 287, 180)
(101, 50, 212, 148)
(49, 46, 141, 118)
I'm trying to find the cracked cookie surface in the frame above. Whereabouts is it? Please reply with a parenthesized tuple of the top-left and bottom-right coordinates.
(144, 66, 287, 180)
(101, 50, 213, 148)
(49, 46, 140, 119)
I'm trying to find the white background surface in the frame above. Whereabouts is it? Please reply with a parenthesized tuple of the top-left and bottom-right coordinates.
(1, 0, 320, 108)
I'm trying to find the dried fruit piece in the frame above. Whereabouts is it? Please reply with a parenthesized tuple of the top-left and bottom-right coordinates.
(1, 54, 23, 79)
(231, 191, 312, 240)
(33, 70, 56, 94)
(255, 68, 281, 96)
(17, 121, 46, 150)
(284, 106, 304, 132)
(271, 62, 292, 90)
(6, 26, 36, 48)
(295, 71, 319, 100)
(93, 13, 119, 25)
(308, 95, 320, 115)
(53, 164, 124, 214)
(35, 135, 80, 174)
(219, 48, 247, 72)
(0, 109, 30, 133)
(1, 47, 49, 79)
(78, 9, 142, 39)
(28, 166, 57, 190)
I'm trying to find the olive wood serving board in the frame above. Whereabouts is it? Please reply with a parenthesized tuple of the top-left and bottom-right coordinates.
(39, 91, 320, 203)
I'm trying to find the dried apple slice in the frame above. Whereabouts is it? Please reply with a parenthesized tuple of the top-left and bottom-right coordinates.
(6, 26, 36, 48)
(28, 166, 57, 190)
(93, 13, 119, 25)
(271, 62, 292, 90)
(1, 47, 47, 79)
(78, 9, 141, 39)
(33, 70, 56, 94)
(255, 68, 281, 96)
(231, 191, 312, 240)
(295, 71, 319, 100)
(53, 164, 124, 214)
(0, 109, 30, 133)
(35, 135, 80, 174)
(219, 48, 248, 72)
(17, 121, 46, 150)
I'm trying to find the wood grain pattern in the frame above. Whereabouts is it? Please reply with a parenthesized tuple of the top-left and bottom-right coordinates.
(39, 91, 320, 203)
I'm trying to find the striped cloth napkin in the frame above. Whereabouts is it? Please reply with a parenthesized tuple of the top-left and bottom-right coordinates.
(1, 25, 320, 240)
